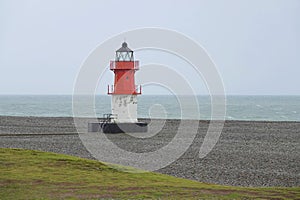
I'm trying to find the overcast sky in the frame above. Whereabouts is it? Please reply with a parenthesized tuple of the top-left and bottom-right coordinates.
(0, 0, 299, 95)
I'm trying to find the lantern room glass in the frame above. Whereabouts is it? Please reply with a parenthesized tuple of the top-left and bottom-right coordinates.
(115, 42, 134, 61)
(116, 51, 133, 61)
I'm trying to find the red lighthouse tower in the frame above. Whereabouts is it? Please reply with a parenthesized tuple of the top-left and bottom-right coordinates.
(88, 42, 147, 133)
(108, 42, 141, 96)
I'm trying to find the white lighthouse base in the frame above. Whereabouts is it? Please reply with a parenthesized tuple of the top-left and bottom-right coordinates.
(88, 94, 148, 133)
(111, 94, 138, 123)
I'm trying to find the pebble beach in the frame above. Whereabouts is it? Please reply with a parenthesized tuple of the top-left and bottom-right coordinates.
(0, 116, 299, 187)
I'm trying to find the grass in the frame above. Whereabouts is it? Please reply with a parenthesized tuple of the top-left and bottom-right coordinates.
(0, 148, 299, 199)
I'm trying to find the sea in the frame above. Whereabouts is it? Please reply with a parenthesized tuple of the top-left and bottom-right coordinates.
(0, 95, 299, 121)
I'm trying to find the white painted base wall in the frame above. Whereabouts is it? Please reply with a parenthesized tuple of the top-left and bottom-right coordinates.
(111, 95, 138, 123)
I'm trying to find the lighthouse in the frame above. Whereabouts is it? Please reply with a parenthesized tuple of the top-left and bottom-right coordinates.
(88, 42, 147, 133)
(108, 42, 140, 123)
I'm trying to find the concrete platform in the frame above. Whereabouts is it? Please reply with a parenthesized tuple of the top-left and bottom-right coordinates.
(88, 122, 148, 133)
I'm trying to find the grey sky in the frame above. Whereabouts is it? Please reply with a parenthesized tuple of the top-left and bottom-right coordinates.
(0, 0, 299, 95)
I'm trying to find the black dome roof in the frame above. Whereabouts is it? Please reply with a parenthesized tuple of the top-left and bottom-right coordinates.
(116, 42, 133, 52)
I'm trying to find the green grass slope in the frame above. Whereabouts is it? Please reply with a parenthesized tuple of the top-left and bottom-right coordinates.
(0, 148, 299, 199)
